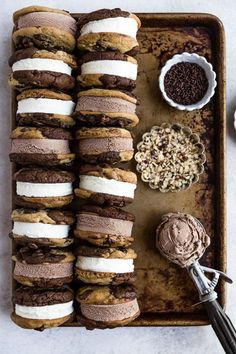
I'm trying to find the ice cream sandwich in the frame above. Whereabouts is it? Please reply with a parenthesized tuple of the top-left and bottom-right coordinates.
(14, 167, 75, 209)
(75, 89, 139, 129)
(16, 89, 75, 128)
(13, 6, 77, 52)
(77, 52, 137, 91)
(10, 127, 75, 166)
(13, 246, 75, 288)
(77, 8, 141, 54)
(9, 47, 77, 91)
(10, 208, 75, 248)
(76, 284, 140, 329)
(12, 286, 74, 329)
(75, 205, 135, 247)
(74, 165, 137, 207)
(76, 127, 134, 164)
(75, 245, 136, 285)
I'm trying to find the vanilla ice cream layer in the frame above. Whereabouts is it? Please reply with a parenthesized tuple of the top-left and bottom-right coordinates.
(15, 301, 73, 320)
(16, 182, 72, 197)
(81, 60, 137, 80)
(13, 221, 70, 239)
(11, 139, 70, 154)
(81, 299, 139, 322)
(79, 175, 136, 198)
(80, 17, 138, 38)
(12, 58, 72, 75)
(76, 256, 134, 273)
(17, 98, 75, 115)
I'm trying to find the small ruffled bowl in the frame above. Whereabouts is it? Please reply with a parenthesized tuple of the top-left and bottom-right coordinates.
(159, 52, 217, 111)
(135, 123, 206, 193)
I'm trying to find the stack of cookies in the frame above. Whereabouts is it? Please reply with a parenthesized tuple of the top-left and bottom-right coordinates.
(9, 6, 77, 330)
(73, 9, 141, 329)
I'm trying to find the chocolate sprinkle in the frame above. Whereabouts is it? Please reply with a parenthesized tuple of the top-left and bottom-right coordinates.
(164, 62, 209, 105)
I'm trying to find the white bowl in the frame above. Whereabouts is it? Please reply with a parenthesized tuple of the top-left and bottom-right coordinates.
(159, 52, 217, 111)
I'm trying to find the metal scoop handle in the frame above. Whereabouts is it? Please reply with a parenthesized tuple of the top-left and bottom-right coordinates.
(188, 262, 236, 354)
(203, 298, 236, 354)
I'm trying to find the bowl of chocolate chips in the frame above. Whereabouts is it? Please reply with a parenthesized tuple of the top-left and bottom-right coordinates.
(159, 52, 217, 111)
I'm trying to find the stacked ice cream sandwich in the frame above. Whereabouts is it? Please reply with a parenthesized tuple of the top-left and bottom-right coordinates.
(74, 8, 141, 329)
(9, 6, 141, 331)
(9, 6, 77, 330)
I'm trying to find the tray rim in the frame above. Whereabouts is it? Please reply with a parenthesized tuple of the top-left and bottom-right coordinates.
(11, 12, 226, 328)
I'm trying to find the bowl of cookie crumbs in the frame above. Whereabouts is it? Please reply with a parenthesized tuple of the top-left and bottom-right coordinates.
(135, 123, 206, 192)
(159, 52, 217, 111)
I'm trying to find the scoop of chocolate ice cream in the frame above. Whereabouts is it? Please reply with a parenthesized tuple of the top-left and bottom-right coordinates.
(156, 213, 210, 267)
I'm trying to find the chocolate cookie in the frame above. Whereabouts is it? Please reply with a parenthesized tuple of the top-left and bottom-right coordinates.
(77, 52, 137, 91)
(75, 245, 137, 285)
(16, 89, 75, 128)
(76, 284, 140, 329)
(74, 165, 137, 207)
(77, 8, 141, 54)
(14, 167, 75, 208)
(76, 127, 133, 164)
(75, 89, 139, 129)
(10, 126, 75, 166)
(75, 205, 135, 247)
(12, 286, 74, 330)
(13, 246, 75, 287)
(9, 47, 77, 91)
(13, 6, 76, 52)
(10, 208, 75, 247)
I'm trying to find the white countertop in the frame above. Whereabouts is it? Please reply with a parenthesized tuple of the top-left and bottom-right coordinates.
(1, 1, 235, 353)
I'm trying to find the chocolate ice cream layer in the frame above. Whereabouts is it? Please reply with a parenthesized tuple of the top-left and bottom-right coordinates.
(17, 12, 77, 35)
(11, 139, 70, 154)
(14, 261, 73, 279)
(80, 299, 139, 322)
(78, 138, 133, 154)
(77, 213, 133, 236)
(156, 213, 210, 268)
(76, 96, 136, 114)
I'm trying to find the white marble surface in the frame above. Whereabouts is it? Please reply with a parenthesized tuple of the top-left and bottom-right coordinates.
(1, 0, 235, 353)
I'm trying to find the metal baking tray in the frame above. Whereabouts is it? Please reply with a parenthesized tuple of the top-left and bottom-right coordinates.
(11, 12, 226, 327)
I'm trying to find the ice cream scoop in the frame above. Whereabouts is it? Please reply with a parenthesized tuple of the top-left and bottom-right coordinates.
(156, 212, 236, 354)
(156, 212, 210, 267)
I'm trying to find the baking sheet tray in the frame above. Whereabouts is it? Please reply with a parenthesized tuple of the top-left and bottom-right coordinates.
(11, 13, 226, 327)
